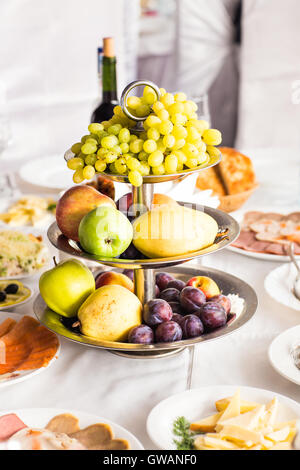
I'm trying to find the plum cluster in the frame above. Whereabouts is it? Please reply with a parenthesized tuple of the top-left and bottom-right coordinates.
(127, 272, 235, 345)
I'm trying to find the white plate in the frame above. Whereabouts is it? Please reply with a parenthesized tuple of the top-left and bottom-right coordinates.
(228, 207, 300, 262)
(265, 263, 300, 311)
(0, 265, 50, 282)
(0, 285, 34, 311)
(268, 326, 300, 386)
(0, 408, 144, 450)
(147, 385, 300, 450)
(0, 312, 60, 388)
(19, 155, 74, 190)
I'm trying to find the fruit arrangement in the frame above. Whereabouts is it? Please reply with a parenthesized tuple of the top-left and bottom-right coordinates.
(39, 261, 240, 346)
(66, 86, 222, 187)
(55, 186, 219, 259)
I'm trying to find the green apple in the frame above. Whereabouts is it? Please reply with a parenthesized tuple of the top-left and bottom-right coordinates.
(39, 258, 95, 317)
(78, 206, 133, 258)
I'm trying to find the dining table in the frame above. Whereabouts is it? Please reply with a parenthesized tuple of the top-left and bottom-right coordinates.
(1, 147, 300, 450)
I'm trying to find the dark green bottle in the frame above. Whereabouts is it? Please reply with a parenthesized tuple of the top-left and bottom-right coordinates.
(91, 37, 118, 123)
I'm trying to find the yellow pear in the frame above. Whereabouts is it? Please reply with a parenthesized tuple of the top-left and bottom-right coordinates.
(78, 285, 142, 342)
(133, 205, 218, 258)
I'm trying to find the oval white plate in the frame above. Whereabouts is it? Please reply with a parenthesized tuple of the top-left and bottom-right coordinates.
(268, 326, 300, 386)
(147, 385, 300, 450)
(265, 263, 300, 311)
(0, 312, 60, 388)
(19, 155, 74, 190)
(0, 408, 144, 450)
(0, 196, 56, 230)
(0, 285, 34, 311)
(0, 264, 50, 282)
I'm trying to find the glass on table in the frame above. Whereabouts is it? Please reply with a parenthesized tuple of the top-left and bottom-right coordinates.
(189, 93, 211, 125)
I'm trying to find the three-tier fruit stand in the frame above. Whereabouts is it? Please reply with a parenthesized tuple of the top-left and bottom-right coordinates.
(34, 81, 257, 385)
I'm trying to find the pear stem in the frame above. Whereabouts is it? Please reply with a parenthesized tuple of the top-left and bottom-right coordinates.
(53, 256, 58, 267)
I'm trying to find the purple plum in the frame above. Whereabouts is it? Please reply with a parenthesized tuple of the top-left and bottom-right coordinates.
(143, 299, 173, 326)
(159, 288, 180, 303)
(180, 286, 206, 313)
(199, 302, 227, 331)
(155, 321, 183, 343)
(166, 279, 186, 292)
(208, 294, 231, 316)
(155, 272, 174, 291)
(128, 325, 154, 344)
(181, 315, 204, 339)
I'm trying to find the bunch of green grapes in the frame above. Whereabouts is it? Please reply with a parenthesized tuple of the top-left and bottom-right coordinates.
(67, 86, 222, 187)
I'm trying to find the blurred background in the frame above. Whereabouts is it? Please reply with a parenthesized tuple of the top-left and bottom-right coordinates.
(1, 0, 300, 164)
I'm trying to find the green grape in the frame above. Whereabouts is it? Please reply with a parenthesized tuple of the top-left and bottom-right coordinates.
(172, 139, 185, 150)
(120, 142, 129, 154)
(185, 157, 198, 169)
(81, 135, 91, 143)
(186, 127, 200, 143)
(152, 164, 165, 175)
(147, 127, 160, 141)
(143, 87, 157, 105)
(113, 105, 124, 117)
(73, 169, 84, 184)
(173, 150, 187, 165)
(163, 135, 175, 149)
(101, 135, 118, 149)
(101, 120, 111, 130)
(171, 113, 187, 126)
(85, 137, 98, 146)
(95, 160, 107, 172)
(206, 145, 221, 157)
(88, 123, 104, 133)
(108, 124, 122, 135)
(172, 125, 188, 140)
(115, 157, 127, 174)
(159, 120, 173, 135)
(127, 157, 141, 171)
(109, 162, 117, 173)
(197, 152, 209, 164)
(152, 101, 165, 114)
(127, 96, 141, 109)
(81, 142, 98, 155)
(97, 147, 108, 158)
(161, 93, 174, 107)
(145, 115, 161, 128)
(148, 150, 164, 167)
(128, 170, 143, 187)
(186, 100, 198, 112)
(71, 142, 82, 154)
(183, 143, 199, 158)
(156, 139, 167, 152)
(140, 162, 150, 176)
(112, 145, 122, 155)
(85, 154, 97, 166)
(174, 92, 187, 102)
(135, 103, 150, 117)
(202, 129, 222, 146)
(164, 154, 178, 173)
(159, 88, 166, 96)
(183, 102, 194, 118)
(129, 134, 138, 142)
(67, 157, 84, 170)
(129, 139, 144, 154)
(157, 109, 169, 121)
(118, 128, 130, 143)
(83, 165, 95, 180)
(105, 152, 118, 163)
(169, 102, 184, 115)
(143, 139, 157, 153)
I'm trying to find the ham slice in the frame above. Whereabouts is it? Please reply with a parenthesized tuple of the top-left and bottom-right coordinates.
(0, 414, 27, 441)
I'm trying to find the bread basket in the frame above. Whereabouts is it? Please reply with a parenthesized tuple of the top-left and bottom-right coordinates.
(218, 183, 259, 213)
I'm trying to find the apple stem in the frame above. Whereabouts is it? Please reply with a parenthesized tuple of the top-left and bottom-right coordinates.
(53, 256, 58, 266)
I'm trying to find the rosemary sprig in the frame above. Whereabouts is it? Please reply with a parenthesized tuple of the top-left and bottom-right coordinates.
(173, 416, 196, 450)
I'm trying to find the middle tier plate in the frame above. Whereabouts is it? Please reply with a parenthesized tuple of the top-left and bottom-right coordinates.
(47, 204, 239, 269)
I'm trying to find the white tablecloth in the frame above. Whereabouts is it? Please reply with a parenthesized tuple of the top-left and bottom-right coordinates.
(1, 149, 300, 449)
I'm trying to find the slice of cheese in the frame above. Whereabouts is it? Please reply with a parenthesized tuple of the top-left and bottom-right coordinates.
(263, 398, 278, 428)
(194, 436, 212, 450)
(219, 424, 262, 446)
(215, 389, 240, 432)
(217, 405, 265, 431)
(215, 397, 258, 413)
(203, 435, 239, 450)
(190, 412, 223, 432)
(265, 426, 290, 443)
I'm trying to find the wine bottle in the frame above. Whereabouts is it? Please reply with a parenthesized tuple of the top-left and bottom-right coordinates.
(91, 37, 118, 123)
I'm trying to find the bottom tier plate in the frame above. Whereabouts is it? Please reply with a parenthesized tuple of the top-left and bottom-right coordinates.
(33, 266, 257, 358)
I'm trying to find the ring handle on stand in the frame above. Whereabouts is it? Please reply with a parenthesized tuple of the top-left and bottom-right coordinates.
(120, 80, 161, 122)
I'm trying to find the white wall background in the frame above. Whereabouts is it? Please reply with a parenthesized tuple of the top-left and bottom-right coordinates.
(0, 0, 129, 163)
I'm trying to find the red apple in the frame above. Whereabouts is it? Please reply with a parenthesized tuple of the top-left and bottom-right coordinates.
(186, 276, 220, 299)
(95, 271, 134, 292)
(56, 185, 115, 241)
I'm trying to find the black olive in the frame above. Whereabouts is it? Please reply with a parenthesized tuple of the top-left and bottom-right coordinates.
(0, 291, 7, 302)
(4, 283, 19, 294)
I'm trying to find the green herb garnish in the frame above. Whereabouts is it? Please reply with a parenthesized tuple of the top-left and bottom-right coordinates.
(47, 203, 57, 212)
(173, 416, 196, 450)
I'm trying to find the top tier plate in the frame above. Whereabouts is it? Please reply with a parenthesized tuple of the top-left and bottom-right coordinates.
(64, 149, 221, 184)
(48, 204, 239, 270)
